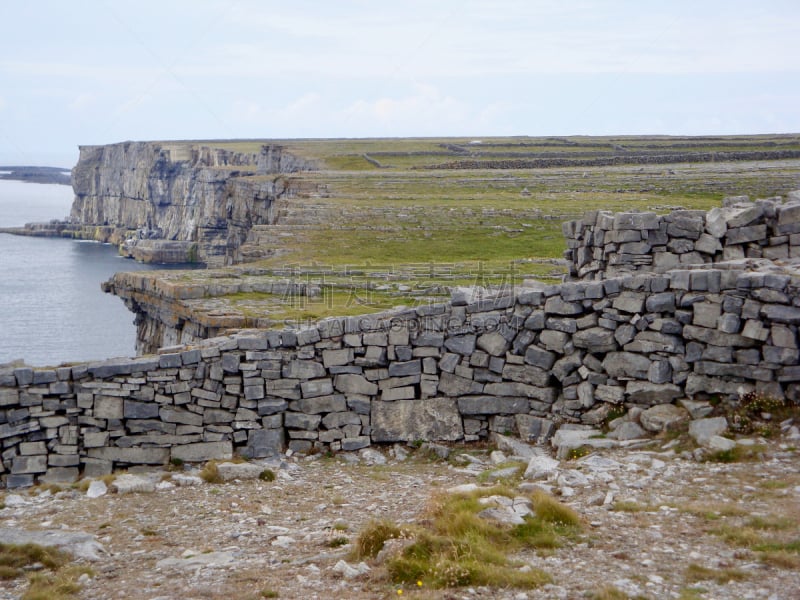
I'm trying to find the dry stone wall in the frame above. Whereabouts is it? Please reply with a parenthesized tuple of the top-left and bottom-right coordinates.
(2, 254, 800, 489)
(564, 193, 800, 280)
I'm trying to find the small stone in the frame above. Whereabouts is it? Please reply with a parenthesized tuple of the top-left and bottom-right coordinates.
(271, 535, 296, 548)
(359, 448, 387, 465)
(489, 450, 507, 465)
(523, 455, 560, 480)
(608, 421, 648, 441)
(86, 480, 107, 498)
(688, 417, 728, 446)
(332, 559, 370, 579)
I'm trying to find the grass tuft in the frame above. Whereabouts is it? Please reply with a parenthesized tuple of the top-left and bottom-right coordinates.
(258, 469, 276, 482)
(351, 520, 406, 560)
(685, 563, 749, 584)
(199, 461, 222, 484)
(354, 486, 581, 590)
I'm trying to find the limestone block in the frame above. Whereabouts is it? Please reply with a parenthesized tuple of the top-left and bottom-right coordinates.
(771, 325, 797, 348)
(692, 302, 722, 329)
(124, 399, 159, 419)
(323, 348, 354, 368)
(284, 412, 322, 430)
(511, 415, 553, 443)
(694, 233, 722, 255)
(457, 396, 530, 415)
(613, 212, 659, 230)
(94, 396, 123, 420)
(83, 431, 110, 448)
(39, 467, 79, 484)
(625, 381, 682, 405)
(595, 384, 625, 403)
(300, 378, 334, 399)
(341, 436, 371, 451)
(334, 374, 378, 395)
(160, 407, 203, 427)
(539, 330, 570, 353)
(87, 446, 169, 465)
(695, 361, 772, 382)
(726, 224, 767, 245)
(763, 346, 800, 365)
(287, 394, 347, 414)
(11, 455, 48, 474)
(111, 473, 156, 494)
(572, 327, 617, 353)
(502, 363, 551, 387)
(257, 399, 288, 415)
(371, 398, 462, 442)
(683, 325, 755, 348)
(381, 386, 416, 401)
(483, 382, 554, 402)
(444, 334, 476, 356)
(639, 404, 689, 432)
(688, 417, 728, 446)
(602, 352, 651, 380)
(762, 305, 800, 325)
(388, 360, 422, 377)
(725, 204, 763, 228)
(476, 332, 512, 356)
(282, 360, 325, 380)
(438, 372, 477, 397)
(544, 296, 583, 316)
(522, 345, 556, 369)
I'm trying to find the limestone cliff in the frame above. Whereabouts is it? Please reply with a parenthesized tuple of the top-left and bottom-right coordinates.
(70, 141, 315, 266)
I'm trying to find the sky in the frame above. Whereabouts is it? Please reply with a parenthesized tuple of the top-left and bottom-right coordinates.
(1, 0, 799, 167)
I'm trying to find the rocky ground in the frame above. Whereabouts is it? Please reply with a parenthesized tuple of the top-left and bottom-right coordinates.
(1, 432, 798, 600)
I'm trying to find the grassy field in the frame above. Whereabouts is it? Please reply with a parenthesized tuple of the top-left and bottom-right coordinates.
(141, 135, 800, 326)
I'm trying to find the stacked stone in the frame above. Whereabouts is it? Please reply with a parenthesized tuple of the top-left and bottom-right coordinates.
(2, 260, 799, 489)
(564, 193, 800, 280)
(2, 198, 800, 489)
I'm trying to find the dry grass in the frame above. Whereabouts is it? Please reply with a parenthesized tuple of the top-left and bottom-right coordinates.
(685, 563, 749, 584)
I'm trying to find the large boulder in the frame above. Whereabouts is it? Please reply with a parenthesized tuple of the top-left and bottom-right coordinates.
(371, 398, 463, 442)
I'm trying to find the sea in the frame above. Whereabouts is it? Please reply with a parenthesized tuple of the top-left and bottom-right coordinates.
(0, 177, 178, 366)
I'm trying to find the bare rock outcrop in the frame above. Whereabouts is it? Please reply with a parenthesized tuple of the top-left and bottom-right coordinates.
(69, 142, 316, 266)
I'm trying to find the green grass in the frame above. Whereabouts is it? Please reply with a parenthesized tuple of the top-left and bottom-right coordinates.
(352, 486, 581, 590)
(122, 134, 800, 330)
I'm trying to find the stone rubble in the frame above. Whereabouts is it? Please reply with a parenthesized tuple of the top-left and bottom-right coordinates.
(0, 435, 797, 599)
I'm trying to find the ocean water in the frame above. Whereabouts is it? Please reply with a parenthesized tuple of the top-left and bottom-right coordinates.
(0, 180, 170, 366)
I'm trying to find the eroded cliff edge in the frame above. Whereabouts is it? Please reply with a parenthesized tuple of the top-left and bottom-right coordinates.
(68, 141, 316, 266)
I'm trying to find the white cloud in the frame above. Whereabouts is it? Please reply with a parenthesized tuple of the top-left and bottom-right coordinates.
(341, 84, 469, 135)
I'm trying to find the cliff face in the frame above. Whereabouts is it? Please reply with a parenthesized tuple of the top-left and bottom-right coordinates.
(70, 142, 314, 266)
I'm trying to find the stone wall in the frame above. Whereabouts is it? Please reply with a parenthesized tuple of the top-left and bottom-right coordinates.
(2, 258, 799, 488)
(563, 193, 800, 280)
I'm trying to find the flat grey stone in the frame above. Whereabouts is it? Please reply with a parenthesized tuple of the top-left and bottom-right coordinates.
(371, 398, 463, 442)
(216, 462, 265, 481)
(639, 404, 689, 432)
(0, 528, 105, 561)
(523, 455, 560, 480)
(111, 473, 156, 494)
(689, 417, 728, 446)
